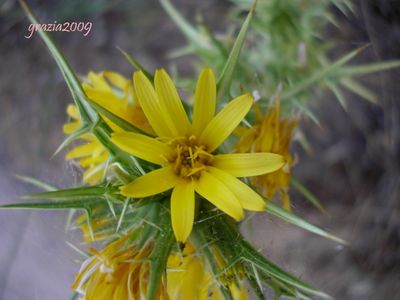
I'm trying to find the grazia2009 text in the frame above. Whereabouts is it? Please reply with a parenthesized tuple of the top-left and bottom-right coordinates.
(25, 21, 92, 39)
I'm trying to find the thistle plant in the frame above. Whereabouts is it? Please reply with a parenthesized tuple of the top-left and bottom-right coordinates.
(2, 1, 398, 300)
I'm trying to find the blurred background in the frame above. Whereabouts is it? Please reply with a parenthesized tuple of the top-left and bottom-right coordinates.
(0, 0, 399, 299)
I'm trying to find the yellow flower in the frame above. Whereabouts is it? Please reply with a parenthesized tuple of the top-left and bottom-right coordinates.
(74, 209, 113, 242)
(167, 244, 249, 300)
(64, 71, 151, 184)
(73, 238, 247, 300)
(72, 235, 168, 300)
(111, 68, 285, 242)
(235, 98, 298, 211)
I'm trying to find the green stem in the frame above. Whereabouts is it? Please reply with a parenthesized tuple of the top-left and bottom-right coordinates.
(146, 207, 174, 300)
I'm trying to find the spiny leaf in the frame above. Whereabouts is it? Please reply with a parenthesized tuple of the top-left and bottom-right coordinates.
(52, 124, 91, 158)
(116, 198, 131, 233)
(293, 99, 321, 126)
(0, 198, 103, 210)
(291, 177, 326, 213)
(91, 119, 142, 177)
(281, 45, 369, 101)
(117, 47, 154, 81)
(22, 185, 112, 200)
(340, 78, 378, 104)
(203, 211, 331, 299)
(325, 80, 348, 111)
(191, 227, 234, 300)
(160, 0, 208, 50)
(146, 206, 174, 300)
(217, 0, 257, 100)
(18, 0, 95, 124)
(338, 60, 400, 76)
(266, 202, 347, 244)
(18, 0, 142, 177)
(15, 175, 56, 191)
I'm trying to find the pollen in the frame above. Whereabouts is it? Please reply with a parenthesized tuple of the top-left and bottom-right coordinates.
(168, 136, 213, 179)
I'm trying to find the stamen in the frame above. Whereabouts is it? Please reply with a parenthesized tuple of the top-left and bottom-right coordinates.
(186, 166, 206, 177)
(188, 147, 195, 168)
(169, 136, 213, 179)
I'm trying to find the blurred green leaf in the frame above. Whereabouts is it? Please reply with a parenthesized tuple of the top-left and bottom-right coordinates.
(118, 47, 154, 81)
(146, 204, 174, 300)
(217, 1, 256, 100)
(266, 202, 346, 244)
(291, 177, 326, 213)
(0, 198, 103, 210)
(52, 124, 92, 158)
(18, 0, 96, 124)
(325, 80, 348, 111)
(280, 45, 368, 100)
(22, 184, 113, 200)
(15, 175, 56, 191)
(340, 78, 378, 104)
(160, 0, 209, 50)
(338, 60, 400, 76)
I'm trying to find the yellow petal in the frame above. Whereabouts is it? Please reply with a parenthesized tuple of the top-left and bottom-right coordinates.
(213, 153, 285, 177)
(155, 69, 191, 135)
(111, 132, 173, 165)
(83, 164, 105, 184)
(208, 167, 266, 211)
(103, 71, 129, 91)
(230, 282, 250, 300)
(83, 87, 131, 121)
(63, 121, 80, 134)
(192, 68, 216, 135)
(66, 104, 80, 120)
(80, 151, 108, 167)
(200, 93, 253, 152)
(194, 171, 243, 220)
(121, 166, 179, 198)
(171, 181, 195, 242)
(87, 71, 111, 92)
(133, 71, 175, 137)
(66, 143, 99, 159)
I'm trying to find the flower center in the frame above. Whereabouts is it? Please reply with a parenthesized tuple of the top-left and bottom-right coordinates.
(168, 135, 213, 179)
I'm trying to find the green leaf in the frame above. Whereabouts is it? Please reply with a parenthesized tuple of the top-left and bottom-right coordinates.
(146, 205, 174, 300)
(18, 0, 96, 124)
(338, 60, 400, 76)
(52, 124, 91, 158)
(266, 202, 347, 244)
(217, 0, 256, 99)
(15, 175, 56, 191)
(191, 227, 234, 300)
(0, 198, 103, 210)
(117, 47, 154, 81)
(160, 0, 208, 50)
(116, 198, 131, 233)
(242, 254, 329, 298)
(293, 99, 321, 126)
(198, 210, 331, 299)
(281, 45, 369, 101)
(22, 184, 112, 200)
(18, 1, 143, 178)
(290, 177, 326, 213)
(325, 80, 348, 111)
(340, 78, 378, 104)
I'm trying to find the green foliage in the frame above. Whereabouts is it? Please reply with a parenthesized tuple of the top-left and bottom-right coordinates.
(162, 0, 400, 115)
(193, 206, 332, 299)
